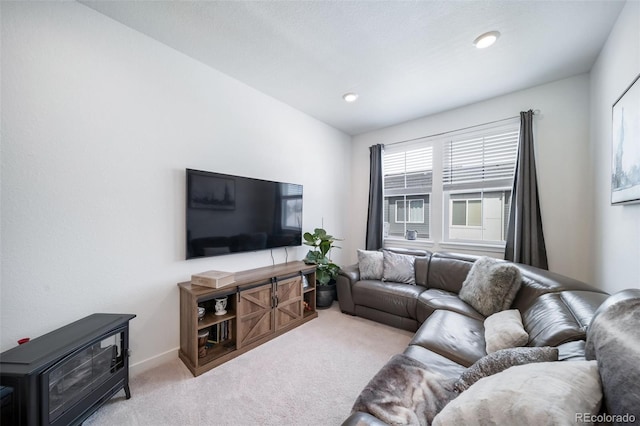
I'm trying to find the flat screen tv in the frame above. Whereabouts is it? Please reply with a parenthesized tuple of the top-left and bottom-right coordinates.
(186, 168, 303, 259)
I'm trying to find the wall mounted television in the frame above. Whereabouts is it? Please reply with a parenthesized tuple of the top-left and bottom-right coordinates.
(186, 168, 303, 259)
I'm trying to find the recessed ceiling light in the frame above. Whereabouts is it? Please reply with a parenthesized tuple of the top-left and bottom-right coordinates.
(343, 92, 359, 103)
(473, 31, 500, 49)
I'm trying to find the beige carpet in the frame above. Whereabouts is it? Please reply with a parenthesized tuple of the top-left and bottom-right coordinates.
(84, 304, 413, 426)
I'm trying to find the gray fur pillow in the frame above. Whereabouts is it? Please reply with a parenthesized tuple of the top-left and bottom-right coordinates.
(458, 256, 522, 317)
(357, 249, 383, 280)
(454, 346, 559, 393)
(382, 250, 416, 284)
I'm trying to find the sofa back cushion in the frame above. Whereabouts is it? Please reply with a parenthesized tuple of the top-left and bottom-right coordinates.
(511, 264, 603, 313)
(426, 252, 476, 293)
(425, 253, 607, 315)
(415, 256, 430, 286)
(522, 291, 608, 347)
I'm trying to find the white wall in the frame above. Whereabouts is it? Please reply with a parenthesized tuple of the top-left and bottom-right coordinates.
(0, 2, 351, 371)
(347, 75, 593, 283)
(589, 1, 640, 294)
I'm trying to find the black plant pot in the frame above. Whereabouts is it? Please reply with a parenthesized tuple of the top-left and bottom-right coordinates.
(316, 282, 336, 309)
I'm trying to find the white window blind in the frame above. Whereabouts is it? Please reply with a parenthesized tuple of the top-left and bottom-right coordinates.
(443, 125, 519, 191)
(384, 146, 433, 195)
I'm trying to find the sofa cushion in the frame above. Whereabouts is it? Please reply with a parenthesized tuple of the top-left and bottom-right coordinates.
(414, 256, 431, 287)
(483, 309, 528, 353)
(433, 361, 602, 426)
(523, 292, 588, 347)
(352, 280, 424, 319)
(556, 340, 587, 361)
(382, 250, 416, 284)
(357, 249, 384, 280)
(410, 310, 486, 367)
(426, 253, 475, 293)
(416, 289, 484, 323)
(510, 263, 604, 309)
(453, 346, 558, 392)
(458, 256, 522, 317)
(354, 306, 419, 332)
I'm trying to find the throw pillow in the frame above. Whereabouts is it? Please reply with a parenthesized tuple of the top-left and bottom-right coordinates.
(382, 250, 416, 284)
(433, 361, 602, 426)
(458, 256, 522, 317)
(357, 249, 384, 280)
(453, 346, 559, 393)
(484, 309, 529, 353)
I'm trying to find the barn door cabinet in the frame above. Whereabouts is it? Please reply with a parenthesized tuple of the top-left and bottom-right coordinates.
(178, 261, 317, 377)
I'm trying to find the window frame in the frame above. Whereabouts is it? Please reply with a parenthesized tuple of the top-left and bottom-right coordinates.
(382, 142, 434, 241)
(381, 119, 519, 250)
(443, 187, 512, 245)
(450, 198, 482, 228)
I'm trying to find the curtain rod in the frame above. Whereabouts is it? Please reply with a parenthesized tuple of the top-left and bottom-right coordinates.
(384, 109, 540, 147)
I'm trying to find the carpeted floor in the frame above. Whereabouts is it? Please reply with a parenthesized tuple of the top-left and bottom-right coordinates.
(84, 304, 413, 426)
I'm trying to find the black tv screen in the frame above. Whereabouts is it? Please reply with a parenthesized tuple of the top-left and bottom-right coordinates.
(186, 169, 303, 259)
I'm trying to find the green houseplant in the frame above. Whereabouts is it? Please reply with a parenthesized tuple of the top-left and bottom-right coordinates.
(303, 228, 341, 308)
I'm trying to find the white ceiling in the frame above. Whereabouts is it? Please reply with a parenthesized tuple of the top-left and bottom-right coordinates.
(80, 0, 625, 136)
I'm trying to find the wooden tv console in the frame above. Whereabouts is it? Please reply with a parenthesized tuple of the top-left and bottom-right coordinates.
(178, 261, 317, 376)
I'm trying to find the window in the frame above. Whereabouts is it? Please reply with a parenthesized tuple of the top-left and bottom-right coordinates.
(451, 199, 481, 226)
(381, 120, 519, 246)
(396, 199, 425, 223)
(442, 125, 519, 243)
(383, 146, 432, 239)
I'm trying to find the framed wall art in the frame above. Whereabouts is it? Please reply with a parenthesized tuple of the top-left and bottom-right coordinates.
(611, 73, 640, 205)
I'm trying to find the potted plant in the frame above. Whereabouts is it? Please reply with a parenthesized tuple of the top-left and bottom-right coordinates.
(303, 228, 341, 308)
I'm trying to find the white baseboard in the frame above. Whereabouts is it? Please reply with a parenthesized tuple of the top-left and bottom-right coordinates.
(129, 347, 179, 377)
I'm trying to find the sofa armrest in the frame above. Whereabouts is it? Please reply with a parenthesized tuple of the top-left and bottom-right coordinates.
(341, 412, 388, 426)
(337, 264, 360, 315)
(339, 263, 360, 282)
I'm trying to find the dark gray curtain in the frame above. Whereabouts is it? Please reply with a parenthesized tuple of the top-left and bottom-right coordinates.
(505, 110, 548, 269)
(365, 144, 384, 250)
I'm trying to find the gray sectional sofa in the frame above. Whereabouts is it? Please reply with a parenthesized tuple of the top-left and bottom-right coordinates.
(336, 248, 639, 425)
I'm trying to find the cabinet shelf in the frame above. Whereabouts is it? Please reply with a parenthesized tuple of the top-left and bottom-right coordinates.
(197, 311, 236, 330)
(200, 339, 236, 363)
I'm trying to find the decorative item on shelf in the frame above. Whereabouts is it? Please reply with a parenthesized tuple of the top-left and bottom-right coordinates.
(198, 329, 209, 358)
(198, 306, 206, 321)
(302, 274, 310, 289)
(303, 227, 341, 309)
(214, 297, 228, 316)
(191, 270, 236, 289)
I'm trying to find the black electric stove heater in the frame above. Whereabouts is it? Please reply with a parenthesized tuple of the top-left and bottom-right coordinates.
(0, 313, 135, 426)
